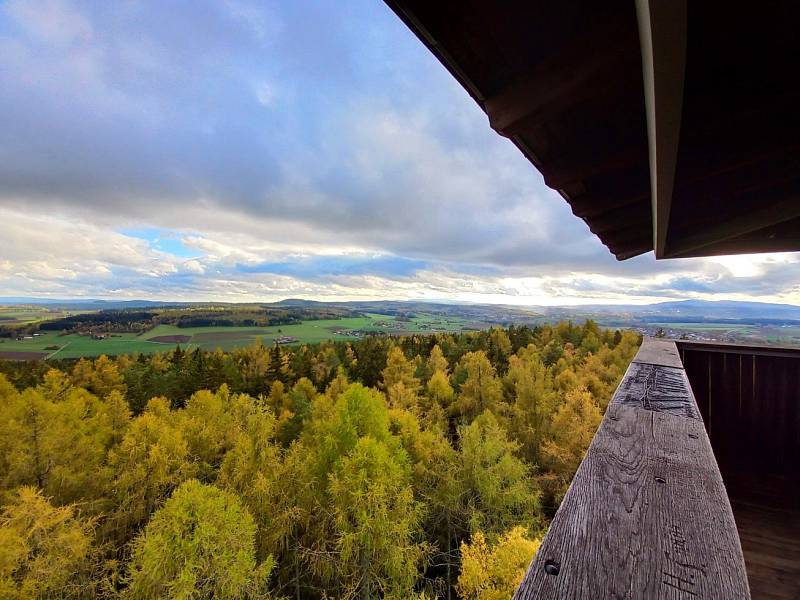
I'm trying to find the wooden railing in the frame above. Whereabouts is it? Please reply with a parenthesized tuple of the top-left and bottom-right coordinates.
(676, 341, 800, 599)
(676, 340, 800, 505)
(514, 338, 750, 599)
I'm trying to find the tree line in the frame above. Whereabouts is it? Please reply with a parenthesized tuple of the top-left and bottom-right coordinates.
(0, 321, 640, 599)
(1, 304, 360, 338)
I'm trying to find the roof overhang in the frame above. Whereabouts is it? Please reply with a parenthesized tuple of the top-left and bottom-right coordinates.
(385, 1, 800, 260)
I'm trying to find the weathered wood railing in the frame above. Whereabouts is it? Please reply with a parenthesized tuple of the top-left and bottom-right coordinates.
(514, 338, 750, 599)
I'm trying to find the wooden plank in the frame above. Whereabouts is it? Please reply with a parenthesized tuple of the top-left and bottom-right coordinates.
(612, 362, 699, 419)
(585, 200, 652, 235)
(569, 191, 648, 219)
(731, 500, 800, 600)
(633, 338, 685, 369)
(484, 22, 636, 138)
(514, 405, 749, 599)
(679, 348, 710, 429)
(676, 340, 800, 360)
(544, 148, 645, 189)
(664, 195, 800, 258)
(515, 402, 749, 599)
(635, 0, 687, 258)
(739, 353, 756, 474)
(514, 339, 750, 599)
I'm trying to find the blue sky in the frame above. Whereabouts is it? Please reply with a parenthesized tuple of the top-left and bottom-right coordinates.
(0, 0, 798, 305)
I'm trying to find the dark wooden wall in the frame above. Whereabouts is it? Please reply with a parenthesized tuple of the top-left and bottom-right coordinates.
(677, 342, 800, 508)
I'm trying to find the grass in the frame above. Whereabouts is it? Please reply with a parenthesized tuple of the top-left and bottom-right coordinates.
(0, 330, 191, 360)
(647, 322, 757, 332)
(0, 306, 89, 326)
(0, 312, 485, 360)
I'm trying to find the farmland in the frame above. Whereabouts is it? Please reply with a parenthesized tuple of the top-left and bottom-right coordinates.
(0, 305, 90, 327)
(0, 312, 476, 360)
(631, 321, 800, 346)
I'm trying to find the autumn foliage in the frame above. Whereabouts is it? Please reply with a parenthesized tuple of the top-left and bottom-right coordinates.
(0, 321, 639, 598)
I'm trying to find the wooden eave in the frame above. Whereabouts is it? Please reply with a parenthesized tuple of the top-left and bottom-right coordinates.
(385, 0, 800, 261)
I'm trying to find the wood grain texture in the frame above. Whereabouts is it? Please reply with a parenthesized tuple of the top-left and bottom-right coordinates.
(677, 342, 800, 505)
(731, 498, 800, 600)
(613, 362, 700, 419)
(633, 338, 686, 368)
(514, 339, 749, 599)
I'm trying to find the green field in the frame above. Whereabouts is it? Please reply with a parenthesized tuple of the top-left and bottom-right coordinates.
(0, 312, 476, 360)
(647, 322, 757, 334)
(0, 305, 89, 327)
(644, 322, 800, 346)
(0, 330, 190, 360)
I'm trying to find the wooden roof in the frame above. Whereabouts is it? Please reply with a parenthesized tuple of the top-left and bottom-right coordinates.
(385, 1, 800, 260)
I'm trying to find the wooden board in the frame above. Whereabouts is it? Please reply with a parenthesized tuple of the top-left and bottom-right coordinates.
(677, 342, 800, 502)
(731, 499, 800, 600)
(514, 339, 750, 599)
(632, 337, 686, 368)
(613, 362, 700, 419)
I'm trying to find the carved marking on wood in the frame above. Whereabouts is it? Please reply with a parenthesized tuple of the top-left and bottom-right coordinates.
(612, 362, 700, 419)
(662, 570, 698, 596)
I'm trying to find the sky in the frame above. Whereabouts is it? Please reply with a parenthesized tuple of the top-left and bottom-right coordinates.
(0, 0, 798, 306)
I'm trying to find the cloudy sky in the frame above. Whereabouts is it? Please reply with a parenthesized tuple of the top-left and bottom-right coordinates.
(0, 0, 797, 305)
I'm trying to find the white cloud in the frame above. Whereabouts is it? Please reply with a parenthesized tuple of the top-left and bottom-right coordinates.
(254, 82, 275, 107)
(0, 1, 798, 306)
(6, 0, 93, 46)
(709, 254, 796, 278)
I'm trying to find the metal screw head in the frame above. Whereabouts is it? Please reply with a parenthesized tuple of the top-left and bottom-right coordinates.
(544, 560, 560, 576)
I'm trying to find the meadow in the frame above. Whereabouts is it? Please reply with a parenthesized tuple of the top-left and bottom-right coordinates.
(644, 321, 800, 345)
(0, 305, 88, 326)
(0, 312, 474, 360)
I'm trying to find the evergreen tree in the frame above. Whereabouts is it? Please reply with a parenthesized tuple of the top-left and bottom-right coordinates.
(125, 480, 273, 599)
(456, 527, 541, 600)
(454, 352, 503, 422)
(458, 411, 540, 536)
(541, 387, 603, 503)
(0, 487, 96, 599)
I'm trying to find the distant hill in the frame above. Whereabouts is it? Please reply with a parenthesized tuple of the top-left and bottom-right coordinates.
(537, 299, 800, 323)
(642, 299, 800, 320)
(0, 298, 185, 310)
(3, 297, 799, 323)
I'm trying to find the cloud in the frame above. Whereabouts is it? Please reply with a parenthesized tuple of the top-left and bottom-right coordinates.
(5, 0, 93, 46)
(0, 0, 798, 306)
(236, 255, 428, 279)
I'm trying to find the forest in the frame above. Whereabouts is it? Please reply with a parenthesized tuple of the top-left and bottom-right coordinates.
(0, 321, 640, 599)
(10, 305, 360, 337)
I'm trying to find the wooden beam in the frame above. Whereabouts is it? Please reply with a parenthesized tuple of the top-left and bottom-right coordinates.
(585, 200, 651, 235)
(672, 236, 800, 258)
(669, 213, 800, 257)
(607, 234, 653, 261)
(674, 146, 800, 204)
(568, 191, 649, 219)
(484, 23, 636, 138)
(601, 223, 652, 249)
(632, 337, 685, 368)
(636, 0, 687, 258)
(513, 339, 750, 599)
(664, 195, 800, 258)
(614, 243, 652, 261)
(543, 148, 644, 190)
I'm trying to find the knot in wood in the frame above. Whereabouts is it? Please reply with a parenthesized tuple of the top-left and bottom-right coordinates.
(544, 560, 560, 576)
